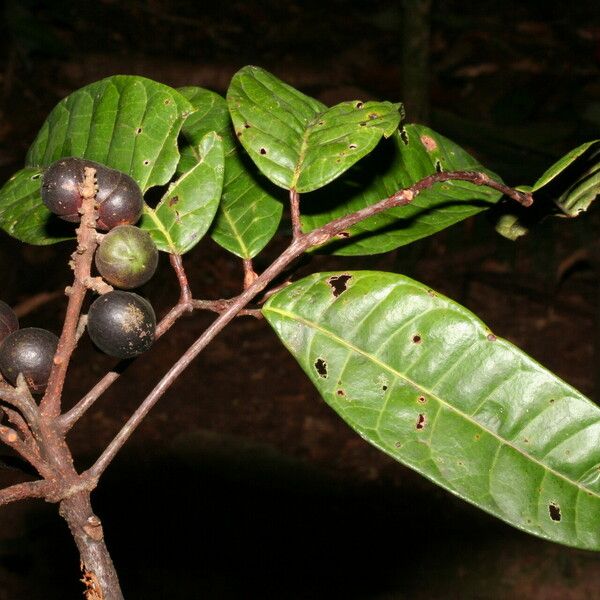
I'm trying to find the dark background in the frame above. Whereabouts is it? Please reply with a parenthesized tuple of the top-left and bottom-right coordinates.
(0, 1, 600, 598)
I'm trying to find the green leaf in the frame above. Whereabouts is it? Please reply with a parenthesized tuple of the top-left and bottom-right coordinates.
(178, 86, 284, 259)
(26, 75, 193, 192)
(0, 167, 74, 244)
(529, 140, 600, 217)
(139, 132, 224, 254)
(227, 66, 402, 193)
(495, 141, 600, 241)
(302, 124, 503, 256)
(263, 271, 600, 550)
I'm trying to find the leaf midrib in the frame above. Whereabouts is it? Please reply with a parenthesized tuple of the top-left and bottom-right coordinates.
(264, 306, 600, 500)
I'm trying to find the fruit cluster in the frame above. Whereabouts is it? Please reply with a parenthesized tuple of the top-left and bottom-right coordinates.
(0, 158, 159, 394)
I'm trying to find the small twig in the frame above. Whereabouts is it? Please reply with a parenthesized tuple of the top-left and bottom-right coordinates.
(0, 377, 40, 436)
(192, 298, 262, 318)
(12, 290, 64, 319)
(75, 315, 88, 343)
(2, 405, 33, 444)
(85, 170, 533, 480)
(59, 255, 194, 433)
(0, 423, 51, 477)
(83, 276, 113, 295)
(169, 254, 192, 309)
(40, 167, 99, 419)
(289, 189, 302, 239)
(0, 480, 51, 507)
(242, 258, 258, 290)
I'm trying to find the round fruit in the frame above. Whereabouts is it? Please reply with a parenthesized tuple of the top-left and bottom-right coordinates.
(95, 226, 158, 289)
(0, 328, 58, 394)
(87, 291, 156, 359)
(0, 301, 18, 343)
(41, 157, 143, 230)
(95, 167, 143, 230)
(41, 157, 86, 222)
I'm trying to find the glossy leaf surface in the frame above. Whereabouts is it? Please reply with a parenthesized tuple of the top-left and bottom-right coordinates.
(0, 167, 74, 244)
(227, 66, 402, 193)
(302, 124, 503, 255)
(178, 86, 283, 258)
(26, 75, 192, 192)
(140, 132, 224, 254)
(263, 271, 600, 549)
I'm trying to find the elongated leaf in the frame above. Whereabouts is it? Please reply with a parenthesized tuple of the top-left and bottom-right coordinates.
(495, 141, 600, 241)
(302, 124, 503, 255)
(263, 271, 600, 550)
(178, 86, 284, 258)
(0, 167, 74, 244)
(227, 66, 402, 193)
(26, 75, 193, 192)
(139, 132, 224, 254)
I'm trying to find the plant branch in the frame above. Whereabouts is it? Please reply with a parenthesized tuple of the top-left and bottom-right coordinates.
(85, 170, 532, 479)
(242, 258, 258, 289)
(59, 254, 193, 433)
(289, 189, 302, 239)
(169, 254, 193, 308)
(40, 167, 99, 419)
(0, 480, 50, 507)
(0, 378, 40, 435)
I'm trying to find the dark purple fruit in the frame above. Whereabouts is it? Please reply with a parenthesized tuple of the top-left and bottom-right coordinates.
(40, 157, 85, 222)
(0, 328, 58, 394)
(95, 226, 158, 289)
(41, 157, 143, 230)
(95, 167, 143, 230)
(87, 291, 156, 359)
(0, 301, 18, 343)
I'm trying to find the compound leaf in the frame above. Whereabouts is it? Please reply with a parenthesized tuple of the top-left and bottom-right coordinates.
(140, 131, 224, 254)
(178, 86, 284, 259)
(264, 271, 600, 550)
(227, 66, 402, 193)
(302, 124, 503, 255)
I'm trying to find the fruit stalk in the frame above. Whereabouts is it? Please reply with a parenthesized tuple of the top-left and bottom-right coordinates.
(40, 167, 100, 418)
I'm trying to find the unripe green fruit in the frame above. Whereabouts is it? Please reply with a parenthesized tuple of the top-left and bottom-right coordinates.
(41, 157, 143, 230)
(95, 226, 158, 289)
(0, 328, 58, 394)
(87, 291, 156, 359)
(0, 300, 18, 343)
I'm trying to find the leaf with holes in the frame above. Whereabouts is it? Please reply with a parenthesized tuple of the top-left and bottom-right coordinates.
(178, 86, 284, 259)
(0, 167, 75, 244)
(227, 66, 402, 193)
(26, 75, 192, 193)
(263, 271, 600, 550)
(301, 124, 503, 255)
(139, 132, 224, 254)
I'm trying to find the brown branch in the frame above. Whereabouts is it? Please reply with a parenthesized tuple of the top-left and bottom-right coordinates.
(12, 290, 64, 319)
(0, 423, 51, 477)
(59, 255, 194, 433)
(289, 189, 302, 239)
(40, 167, 99, 419)
(2, 405, 33, 444)
(191, 298, 262, 318)
(85, 169, 533, 480)
(0, 377, 40, 434)
(0, 480, 51, 507)
(169, 254, 192, 308)
(242, 258, 258, 290)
